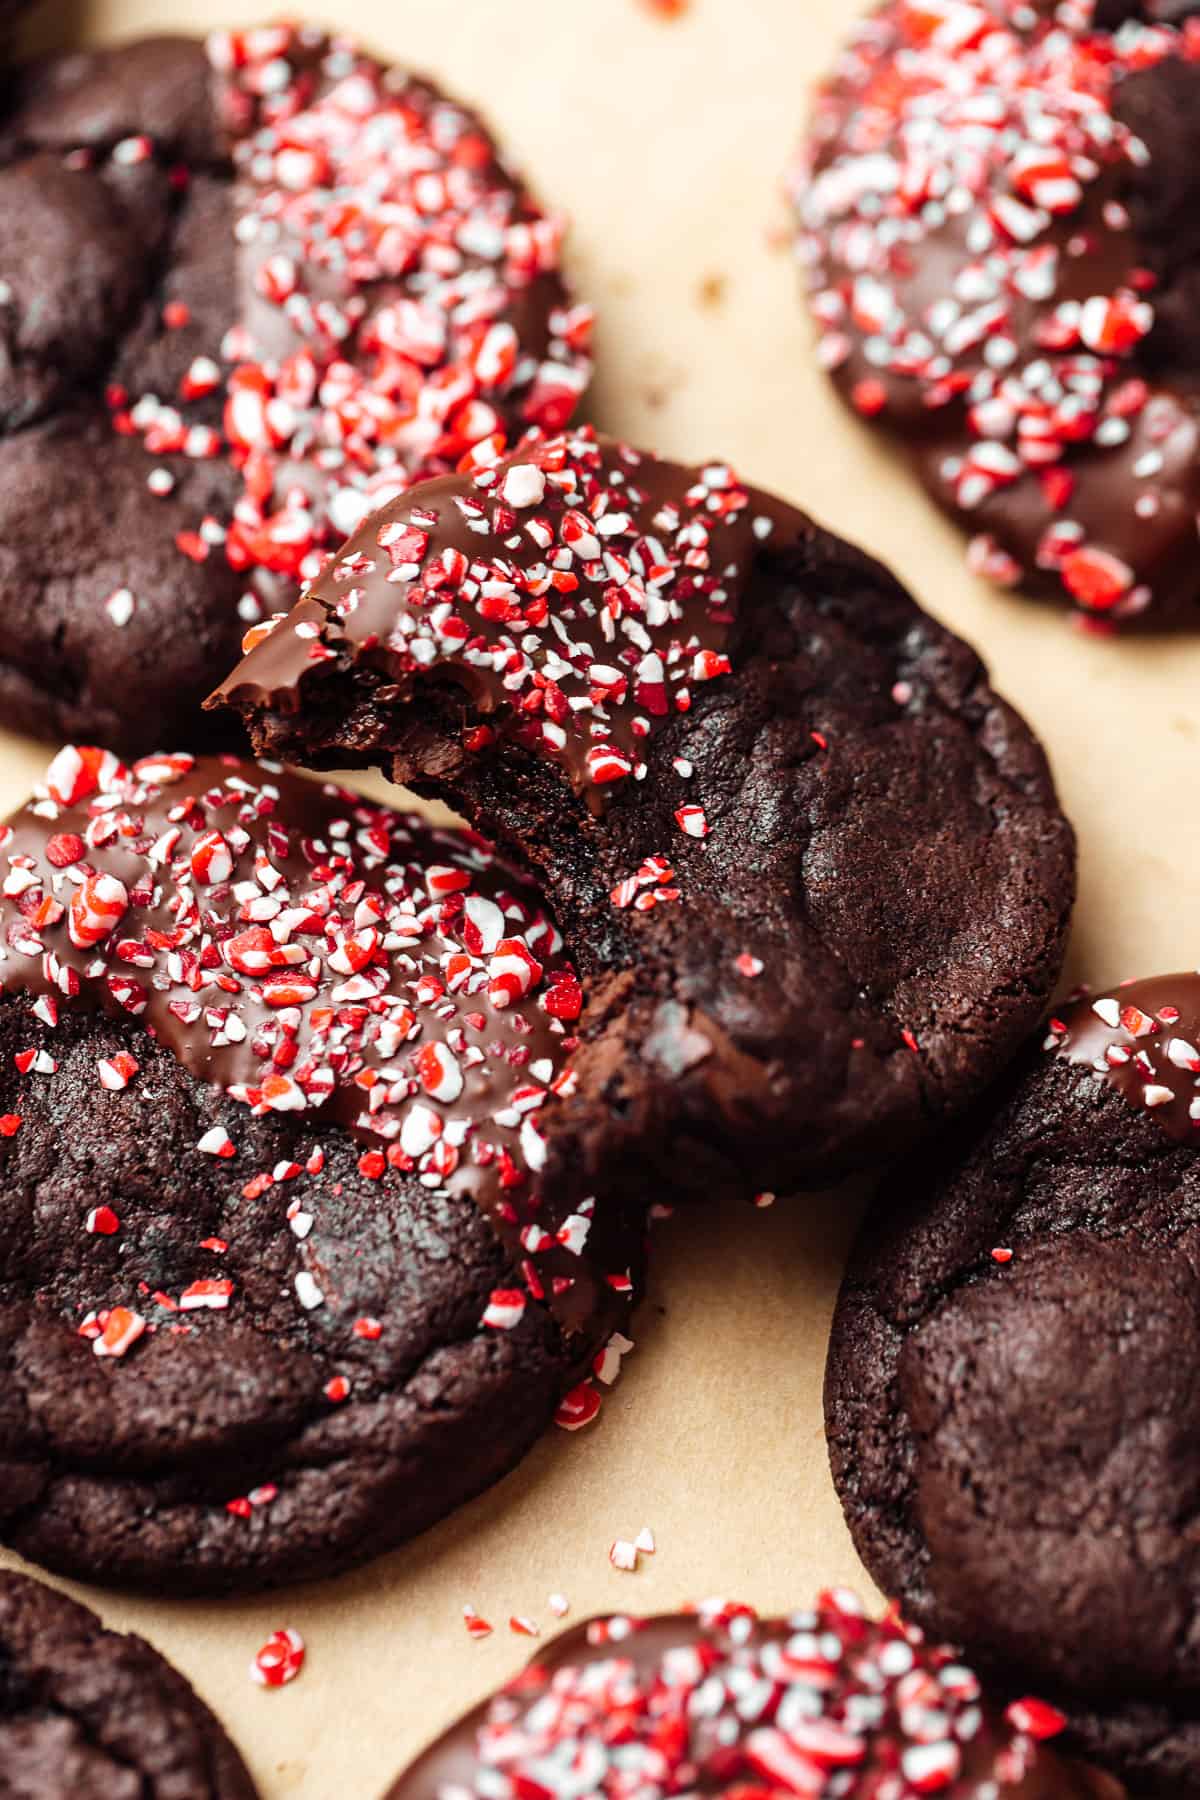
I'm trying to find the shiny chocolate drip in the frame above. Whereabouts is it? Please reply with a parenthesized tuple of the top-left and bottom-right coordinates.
(210, 428, 795, 800)
(1049, 972, 1200, 1144)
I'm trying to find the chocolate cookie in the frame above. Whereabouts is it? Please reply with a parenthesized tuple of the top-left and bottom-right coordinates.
(0, 1567, 257, 1797)
(0, 748, 643, 1593)
(826, 973, 1200, 1795)
(0, 27, 590, 753)
(212, 427, 1075, 1200)
(386, 1593, 1119, 1799)
(795, 0, 1200, 630)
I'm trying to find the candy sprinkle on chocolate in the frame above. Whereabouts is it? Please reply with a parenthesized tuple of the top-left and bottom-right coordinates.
(0, 749, 635, 1346)
(1051, 971, 1200, 1142)
(219, 430, 765, 808)
(107, 25, 592, 624)
(795, 1, 1200, 627)
(385, 1594, 1098, 1800)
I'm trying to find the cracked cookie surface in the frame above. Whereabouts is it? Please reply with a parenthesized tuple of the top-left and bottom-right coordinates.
(827, 972, 1200, 1796)
(0, 1568, 257, 1798)
(0, 749, 642, 1593)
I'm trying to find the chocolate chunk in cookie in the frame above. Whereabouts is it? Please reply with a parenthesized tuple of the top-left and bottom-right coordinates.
(827, 973, 1200, 1795)
(213, 427, 1076, 1199)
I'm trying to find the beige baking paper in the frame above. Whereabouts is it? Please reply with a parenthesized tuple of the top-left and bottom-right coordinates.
(2, 1, 1197, 1793)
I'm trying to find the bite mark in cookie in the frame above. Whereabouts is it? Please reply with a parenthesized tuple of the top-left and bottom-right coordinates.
(213, 426, 1076, 1195)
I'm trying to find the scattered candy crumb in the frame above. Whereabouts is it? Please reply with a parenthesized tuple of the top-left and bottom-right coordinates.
(250, 1627, 305, 1688)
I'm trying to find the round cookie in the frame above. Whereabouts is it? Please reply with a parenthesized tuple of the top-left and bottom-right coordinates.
(795, 0, 1200, 630)
(385, 1593, 1120, 1799)
(212, 427, 1076, 1199)
(0, 1568, 257, 1797)
(0, 748, 643, 1594)
(0, 27, 590, 752)
(827, 973, 1200, 1795)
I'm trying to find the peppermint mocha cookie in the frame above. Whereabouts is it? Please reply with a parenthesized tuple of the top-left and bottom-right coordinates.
(0, 748, 642, 1593)
(827, 973, 1200, 1795)
(386, 1593, 1120, 1799)
(0, 27, 590, 751)
(795, 0, 1200, 630)
(213, 428, 1076, 1198)
(0, 1568, 257, 1797)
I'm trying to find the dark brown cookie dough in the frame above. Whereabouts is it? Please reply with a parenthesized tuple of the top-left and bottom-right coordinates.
(0, 1568, 257, 1798)
(826, 973, 1200, 1796)
(795, 0, 1200, 631)
(0, 749, 642, 1594)
(0, 27, 590, 753)
(386, 1595, 1120, 1800)
(212, 428, 1076, 1200)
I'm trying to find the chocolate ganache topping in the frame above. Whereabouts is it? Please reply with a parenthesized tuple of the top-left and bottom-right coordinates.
(794, 0, 1200, 629)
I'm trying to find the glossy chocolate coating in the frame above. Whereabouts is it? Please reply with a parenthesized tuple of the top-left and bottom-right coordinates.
(1049, 972, 1200, 1144)
(213, 436, 787, 800)
(797, 0, 1200, 629)
(387, 1604, 1120, 1800)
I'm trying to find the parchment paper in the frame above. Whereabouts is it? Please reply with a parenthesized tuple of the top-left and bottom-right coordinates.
(2, 2, 1197, 1793)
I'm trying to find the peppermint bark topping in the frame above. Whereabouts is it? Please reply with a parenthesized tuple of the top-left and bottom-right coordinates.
(0, 749, 630, 1340)
(796, 0, 1200, 627)
(393, 1594, 1091, 1800)
(216, 428, 782, 797)
(98, 24, 590, 624)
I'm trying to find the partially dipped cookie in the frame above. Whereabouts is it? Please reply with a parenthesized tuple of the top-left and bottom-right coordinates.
(0, 748, 643, 1593)
(213, 427, 1076, 1199)
(0, 26, 590, 752)
(795, 1, 1200, 630)
(827, 974, 1200, 1795)
(0, 1568, 258, 1797)
(384, 1593, 1119, 1799)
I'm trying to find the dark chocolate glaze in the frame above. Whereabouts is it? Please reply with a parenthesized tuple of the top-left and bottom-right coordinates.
(214, 435, 786, 800)
(796, 0, 1200, 629)
(1050, 972, 1200, 1144)
(387, 1602, 1119, 1800)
